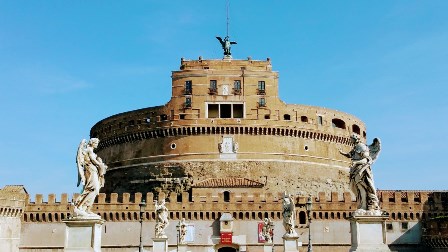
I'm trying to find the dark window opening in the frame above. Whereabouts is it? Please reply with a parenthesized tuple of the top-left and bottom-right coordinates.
(233, 104, 244, 118)
(220, 104, 232, 118)
(218, 247, 237, 252)
(209, 80, 217, 94)
(402, 222, 409, 230)
(264, 114, 270, 119)
(258, 81, 266, 94)
(185, 80, 192, 94)
(258, 98, 266, 107)
(185, 97, 192, 108)
(234, 80, 241, 94)
(160, 114, 168, 121)
(386, 223, 393, 231)
(223, 191, 230, 202)
(352, 124, 361, 134)
(299, 211, 306, 224)
(208, 104, 219, 118)
(207, 103, 244, 119)
(283, 114, 291, 120)
(332, 118, 346, 129)
(301, 116, 308, 122)
(180, 114, 186, 120)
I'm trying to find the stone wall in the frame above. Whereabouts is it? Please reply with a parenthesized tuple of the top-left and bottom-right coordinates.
(0, 185, 27, 252)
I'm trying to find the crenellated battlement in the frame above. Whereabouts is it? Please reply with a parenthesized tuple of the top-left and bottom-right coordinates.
(22, 190, 448, 224)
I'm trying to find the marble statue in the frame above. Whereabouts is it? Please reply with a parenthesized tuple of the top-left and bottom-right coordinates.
(178, 218, 187, 244)
(262, 217, 274, 243)
(282, 192, 298, 237)
(339, 133, 382, 215)
(73, 138, 107, 219)
(216, 36, 237, 57)
(155, 199, 169, 238)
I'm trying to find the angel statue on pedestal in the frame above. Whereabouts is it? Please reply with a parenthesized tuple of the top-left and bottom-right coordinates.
(339, 133, 382, 216)
(154, 199, 169, 238)
(282, 192, 298, 237)
(73, 138, 108, 219)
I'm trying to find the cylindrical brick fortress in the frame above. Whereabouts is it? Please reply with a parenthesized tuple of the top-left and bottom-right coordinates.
(90, 57, 366, 196)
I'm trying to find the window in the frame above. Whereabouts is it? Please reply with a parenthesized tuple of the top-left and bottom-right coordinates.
(185, 80, 192, 94)
(301, 116, 308, 123)
(299, 211, 307, 224)
(257, 81, 266, 94)
(317, 116, 323, 125)
(220, 104, 232, 118)
(258, 98, 266, 107)
(283, 114, 291, 120)
(401, 222, 409, 230)
(386, 223, 393, 231)
(223, 191, 230, 202)
(332, 118, 346, 129)
(207, 103, 244, 119)
(185, 97, 191, 108)
(234, 80, 241, 94)
(209, 80, 217, 94)
(352, 124, 361, 134)
(208, 104, 219, 118)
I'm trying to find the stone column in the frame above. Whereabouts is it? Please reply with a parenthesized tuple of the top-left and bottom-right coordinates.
(152, 237, 168, 252)
(63, 218, 105, 252)
(349, 215, 391, 252)
(282, 236, 301, 252)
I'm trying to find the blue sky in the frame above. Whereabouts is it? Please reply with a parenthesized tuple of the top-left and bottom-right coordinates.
(1, 1, 447, 197)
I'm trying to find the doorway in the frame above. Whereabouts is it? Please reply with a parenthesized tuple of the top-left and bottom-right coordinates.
(218, 247, 237, 252)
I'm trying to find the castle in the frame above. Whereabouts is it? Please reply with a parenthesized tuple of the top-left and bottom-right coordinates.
(1, 53, 447, 251)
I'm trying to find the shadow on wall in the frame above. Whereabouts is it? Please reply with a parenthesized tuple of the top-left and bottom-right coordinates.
(388, 192, 448, 252)
(421, 192, 448, 251)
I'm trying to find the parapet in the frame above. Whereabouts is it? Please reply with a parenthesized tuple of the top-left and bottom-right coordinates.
(22, 190, 447, 223)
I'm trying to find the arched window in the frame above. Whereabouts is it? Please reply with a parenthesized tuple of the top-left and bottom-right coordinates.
(223, 191, 230, 202)
(352, 124, 361, 134)
(332, 118, 346, 129)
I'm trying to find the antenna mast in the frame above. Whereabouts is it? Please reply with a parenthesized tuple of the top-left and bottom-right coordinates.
(216, 0, 237, 59)
(226, 0, 230, 37)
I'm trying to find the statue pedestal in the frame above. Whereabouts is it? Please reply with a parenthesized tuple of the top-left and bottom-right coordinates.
(152, 237, 168, 252)
(63, 218, 104, 252)
(349, 215, 391, 252)
(263, 242, 273, 252)
(178, 244, 188, 252)
(282, 236, 301, 252)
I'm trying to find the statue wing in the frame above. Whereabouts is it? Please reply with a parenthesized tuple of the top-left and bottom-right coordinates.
(76, 139, 87, 187)
(368, 138, 381, 164)
(216, 36, 224, 46)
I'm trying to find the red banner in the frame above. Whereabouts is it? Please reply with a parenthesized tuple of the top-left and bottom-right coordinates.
(220, 232, 232, 244)
(258, 222, 265, 243)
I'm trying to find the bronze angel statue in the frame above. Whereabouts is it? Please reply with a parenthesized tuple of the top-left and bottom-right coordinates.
(216, 36, 237, 57)
(339, 134, 381, 214)
(73, 138, 108, 219)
